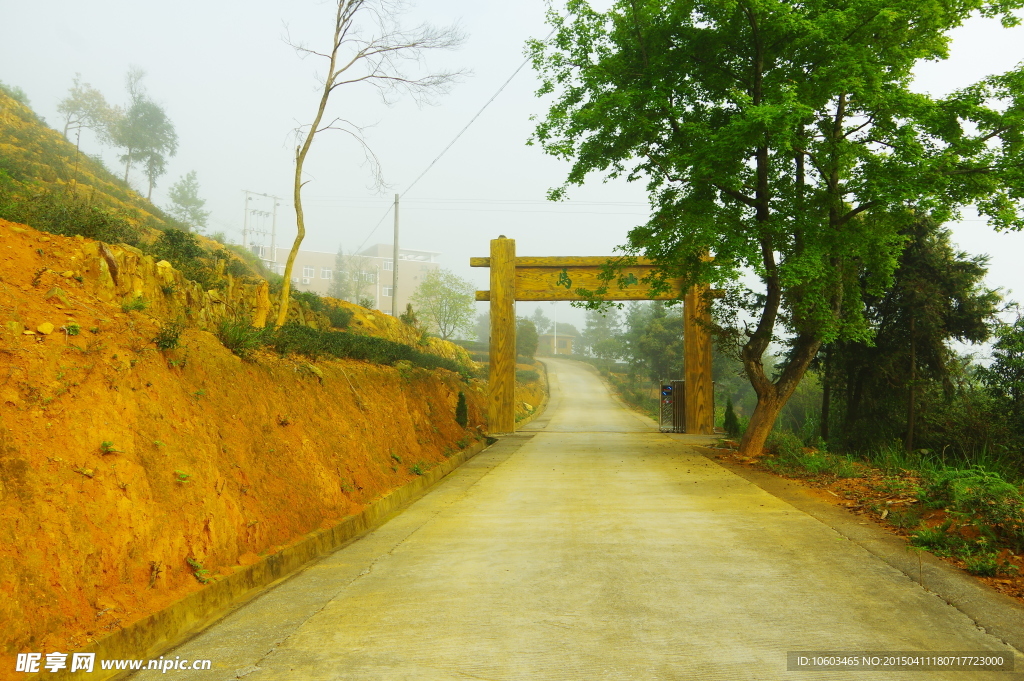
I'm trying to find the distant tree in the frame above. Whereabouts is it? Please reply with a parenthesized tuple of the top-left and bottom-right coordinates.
(410, 268, 475, 340)
(0, 80, 30, 106)
(399, 303, 419, 327)
(274, 0, 466, 328)
(530, 307, 552, 334)
(554, 321, 580, 337)
(328, 248, 377, 303)
(166, 171, 209, 232)
(983, 315, 1024, 436)
(620, 302, 682, 383)
(57, 74, 118, 143)
(110, 68, 177, 197)
(517, 317, 539, 359)
(582, 308, 621, 358)
(475, 311, 490, 344)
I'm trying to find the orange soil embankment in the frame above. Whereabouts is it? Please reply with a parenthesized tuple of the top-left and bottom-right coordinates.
(0, 220, 487, 669)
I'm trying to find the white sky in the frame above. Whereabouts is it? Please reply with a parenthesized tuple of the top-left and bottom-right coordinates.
(2, 1, 1023, 332)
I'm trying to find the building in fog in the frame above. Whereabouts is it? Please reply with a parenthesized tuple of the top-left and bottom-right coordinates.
(250, 243, 440, 315)
(538, 333, 576, 356)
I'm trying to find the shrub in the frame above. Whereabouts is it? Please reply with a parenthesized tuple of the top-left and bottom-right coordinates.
(516, 369, 539, 383)
(910, 522, 967, 557)
(121, 296, 149, 312)
(918, 467, 1024, 547)
(217, 319, 266, 359)
(399, 303, 419, 326)
(153, 319, 184, 350)
(0, 187, 141, 245)
(455, 391, 468, 428)
(150, 228, 219, 289)
(326, 305, 353, 329)
(266, 323, 471, 378)
(724, 397, 741, 436)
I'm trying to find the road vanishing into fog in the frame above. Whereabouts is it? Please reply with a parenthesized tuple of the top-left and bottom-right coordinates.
(131, 358, 1022, 680)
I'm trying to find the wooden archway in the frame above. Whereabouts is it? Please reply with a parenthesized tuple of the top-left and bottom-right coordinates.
(472, 237, 714, 435)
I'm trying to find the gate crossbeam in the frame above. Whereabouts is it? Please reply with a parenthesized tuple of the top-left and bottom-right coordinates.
(472, 237, 714, 435)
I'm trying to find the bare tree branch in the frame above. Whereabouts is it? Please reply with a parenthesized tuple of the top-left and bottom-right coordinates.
(274, 0, 466, 328)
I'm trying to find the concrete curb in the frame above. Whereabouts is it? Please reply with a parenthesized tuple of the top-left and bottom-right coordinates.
(40, 438, 492, 681)
(697, 448, 1024, 657)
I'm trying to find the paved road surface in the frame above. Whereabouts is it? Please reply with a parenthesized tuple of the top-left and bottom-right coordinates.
(132, 358, 1021, 680)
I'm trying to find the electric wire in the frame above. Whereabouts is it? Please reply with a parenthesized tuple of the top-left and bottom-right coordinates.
(352, 31, 554, 255)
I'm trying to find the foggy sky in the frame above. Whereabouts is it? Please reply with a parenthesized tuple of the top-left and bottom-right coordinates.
(2, 1, 1023, 334)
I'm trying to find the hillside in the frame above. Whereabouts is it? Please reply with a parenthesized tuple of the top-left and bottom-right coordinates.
(0, 89, 175, 237)
(0, 218, 494, 667)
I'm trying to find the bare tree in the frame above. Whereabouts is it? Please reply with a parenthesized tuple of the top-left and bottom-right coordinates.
(274, 0, 465, 328)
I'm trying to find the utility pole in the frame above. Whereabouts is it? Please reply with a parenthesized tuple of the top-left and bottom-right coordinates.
(552, 302, 558, 356)
(242, 190, 250, 248)
(241, 190, 283, 267)
(270, 198, 278, 273)
(391, 193, 400, 317)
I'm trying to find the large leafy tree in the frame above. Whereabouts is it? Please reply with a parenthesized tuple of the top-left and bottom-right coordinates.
(530, 0, 1024, 455)
(410, 268, 476, 339)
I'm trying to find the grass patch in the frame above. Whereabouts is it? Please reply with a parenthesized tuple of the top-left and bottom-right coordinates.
(217, 319, 268, 360)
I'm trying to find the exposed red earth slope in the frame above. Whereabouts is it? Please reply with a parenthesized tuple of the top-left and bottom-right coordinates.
(0, 219, 487, 672)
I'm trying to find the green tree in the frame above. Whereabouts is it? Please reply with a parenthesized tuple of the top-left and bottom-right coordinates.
(582, 308, 622, 358)
(475, 311, 490, 344)
(274, 0, 465, 328)
(983, 315, 1024, 437)
(530, 307, 552, 334)
(410, 268, 476, 340)
(327, 249, 377, 302)
(517, 317, 540, 359)
(0, 80, 29, 107)
(57, 73, 118, 142)
(110, 68, 178, 198)
(166, 171, 210, 232)
(620, 302, 683, 382)
(530, 0, 1024, 455)
(828, 217, 999, 451)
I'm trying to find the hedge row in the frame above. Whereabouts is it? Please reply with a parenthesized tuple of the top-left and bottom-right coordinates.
(218, 321, 471, 379)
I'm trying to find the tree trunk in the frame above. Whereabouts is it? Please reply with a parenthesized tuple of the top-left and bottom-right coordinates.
(905, 315, 917, 452)
(738, 334, 821, 457)
(820, 344, 831, 442)
(740, 392, 784, 456)
(274, 1, 345, 328)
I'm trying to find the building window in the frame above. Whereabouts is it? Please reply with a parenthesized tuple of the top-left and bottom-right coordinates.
(383, 260, 394, 271)
(302, 266, 315, 278)
(383, 286, 394, 297)
(321, 268, 332, 279)
(362, 272, 377, 284)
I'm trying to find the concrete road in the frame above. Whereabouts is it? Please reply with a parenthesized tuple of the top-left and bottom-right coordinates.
(133, 358, 1021, 680)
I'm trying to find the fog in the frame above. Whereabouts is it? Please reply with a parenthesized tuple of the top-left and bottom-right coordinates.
(2, 1, 1023, 331)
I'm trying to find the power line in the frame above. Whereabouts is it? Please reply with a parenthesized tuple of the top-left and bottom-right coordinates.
(354, 33, 553, 255)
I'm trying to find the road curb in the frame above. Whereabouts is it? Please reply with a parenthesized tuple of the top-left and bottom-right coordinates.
(696, 447, 1024, 657)
(39, 438, 492, 681)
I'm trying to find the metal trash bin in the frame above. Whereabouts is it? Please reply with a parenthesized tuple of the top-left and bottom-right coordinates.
(659, 379, 685, 433)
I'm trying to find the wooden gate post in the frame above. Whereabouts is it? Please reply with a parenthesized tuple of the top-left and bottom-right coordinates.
(488, 237, 517, 434)
(684, 284, 714, 434)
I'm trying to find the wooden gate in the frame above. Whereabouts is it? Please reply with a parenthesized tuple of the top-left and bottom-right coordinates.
(472, 236, 713, 435)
